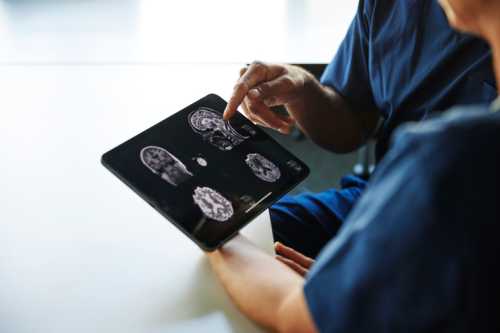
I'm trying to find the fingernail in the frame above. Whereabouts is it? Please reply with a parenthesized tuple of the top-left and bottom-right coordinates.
(248, 89, 260, 99)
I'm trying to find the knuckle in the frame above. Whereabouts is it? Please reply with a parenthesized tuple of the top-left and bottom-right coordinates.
(280, 64, 291, 75)
(281, 76, 294, 88)
(251, 60, 265, 67)
(233, 81, 247, 92)
(251, 60, 267, 75)
(256, 82, 269, 94)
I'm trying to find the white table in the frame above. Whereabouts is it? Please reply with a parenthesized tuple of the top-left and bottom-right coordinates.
(0, 64, 274, 333)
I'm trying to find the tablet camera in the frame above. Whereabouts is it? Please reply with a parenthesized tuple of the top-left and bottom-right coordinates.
(193, 186, 234, 222)
(140, 146, 193, 186)
(188, 107, 249, 151)
(245, 153, 281, 183)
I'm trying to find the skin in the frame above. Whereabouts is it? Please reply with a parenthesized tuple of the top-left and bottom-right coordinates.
(223, 62, 380, 153)
(208, 1, 500, 332)
(438, 0, 500, 91)
(275, 242, 314, 277)
(207, 235, 317, 333)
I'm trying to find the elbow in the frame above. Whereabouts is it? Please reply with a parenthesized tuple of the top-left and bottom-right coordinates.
(275, 312, 315, 333)
(274, 292, 317, 333)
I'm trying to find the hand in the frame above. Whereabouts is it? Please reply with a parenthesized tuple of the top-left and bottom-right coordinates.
(223, 61, 314, 134)
(206, 235, 317, 332)
(274, 242, 315, 277)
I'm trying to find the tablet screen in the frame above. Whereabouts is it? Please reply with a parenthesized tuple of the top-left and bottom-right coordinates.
(102, 94, 309, 250)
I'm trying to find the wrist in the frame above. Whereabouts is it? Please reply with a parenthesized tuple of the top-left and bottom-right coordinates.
(286, 69, 319, 111)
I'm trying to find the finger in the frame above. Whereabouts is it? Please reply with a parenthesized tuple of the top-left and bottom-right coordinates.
(246, 98, 295, 134)
(248, 76, 295, 107)
(246, 97, 296, 130)
(273, 113, 296, 127)
(241, 98, 270, 128)
(239, 66, 248, 77)
(275, 242, 315, 269)
(247, 93, 296, 127)
(224, 62, 283, 120)
(276, 255, 308, 277)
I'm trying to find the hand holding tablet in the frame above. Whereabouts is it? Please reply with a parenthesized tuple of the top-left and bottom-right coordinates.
(102, 94, 309, 250)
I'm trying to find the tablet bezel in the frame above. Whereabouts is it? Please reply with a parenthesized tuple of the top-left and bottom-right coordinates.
(101, 94, 309, 251)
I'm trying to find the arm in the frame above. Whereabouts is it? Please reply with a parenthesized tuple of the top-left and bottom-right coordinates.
(207, 235, 318, 333)
(223, 62, 378, 153)
(286, 70, 379, 153)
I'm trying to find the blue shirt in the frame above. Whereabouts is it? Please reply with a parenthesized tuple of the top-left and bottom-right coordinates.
(304, 105, 500, 332)
(321, 0, 497, 160)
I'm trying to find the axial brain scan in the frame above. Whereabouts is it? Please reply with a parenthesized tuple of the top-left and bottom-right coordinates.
(188, 107, 248, 151)
(140, 146, 193, 186)
(245, 153, 281, 183)
(193, 186, 234, 222)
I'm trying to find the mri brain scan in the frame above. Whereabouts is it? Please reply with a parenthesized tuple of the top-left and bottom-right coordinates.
(245, 153, 281, 183)
(193, 187, 234, 222)
(188, 107, 248, 151)
(140, 146, 193, 186)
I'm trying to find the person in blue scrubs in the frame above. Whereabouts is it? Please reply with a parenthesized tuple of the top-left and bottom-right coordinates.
(223, 0, 497, 259)
(302, 105, 500, 332)
(207, 0, 500, 332)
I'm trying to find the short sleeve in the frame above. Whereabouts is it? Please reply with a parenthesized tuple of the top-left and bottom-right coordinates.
(320, 0, 378, 114)
(303, 107, 500, 332)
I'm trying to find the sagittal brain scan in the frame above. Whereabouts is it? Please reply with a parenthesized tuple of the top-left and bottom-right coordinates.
(193, 186, 234, 222)
(140, 146, 193, 186)
(245, 153, 281, 183)
(188, 107, 249, 151)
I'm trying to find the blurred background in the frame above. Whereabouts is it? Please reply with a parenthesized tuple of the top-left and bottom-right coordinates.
(0, 0, 358, 193)
(0, 2, 361, 332)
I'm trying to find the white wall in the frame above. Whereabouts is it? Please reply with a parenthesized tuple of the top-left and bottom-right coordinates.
(0, 0, 357, 64)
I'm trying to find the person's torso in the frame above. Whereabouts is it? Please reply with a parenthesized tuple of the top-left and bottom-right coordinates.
(364, 0, 497, 159)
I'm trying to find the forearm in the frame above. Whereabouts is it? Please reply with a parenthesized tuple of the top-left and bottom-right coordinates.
(207, 236, 307, 331)
(287, 71, 378, 153)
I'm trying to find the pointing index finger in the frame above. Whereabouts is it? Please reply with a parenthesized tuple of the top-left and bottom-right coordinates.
(223, 62, 283, 120)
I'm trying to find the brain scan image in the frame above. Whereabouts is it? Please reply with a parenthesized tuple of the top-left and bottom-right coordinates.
(140, 146, 193, 186)
(188, 107, 249, 151)
(193, 187, 234, 222)
(195, 157, 208, 167)
(245, 153, 281, 183)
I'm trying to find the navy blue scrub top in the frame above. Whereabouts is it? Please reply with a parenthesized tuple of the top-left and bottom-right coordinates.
(321, 0, 497, 160)
(304, 105, 500, 332)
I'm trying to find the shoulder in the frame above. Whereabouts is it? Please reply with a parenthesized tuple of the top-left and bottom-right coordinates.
(385, 105, 500, 208)
(392, 105, 500, 153)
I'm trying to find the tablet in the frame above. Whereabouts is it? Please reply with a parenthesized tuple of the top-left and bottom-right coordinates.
(101, 94, 309, 251)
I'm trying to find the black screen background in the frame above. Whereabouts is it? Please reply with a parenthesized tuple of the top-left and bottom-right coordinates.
(102, 94, 309, 250)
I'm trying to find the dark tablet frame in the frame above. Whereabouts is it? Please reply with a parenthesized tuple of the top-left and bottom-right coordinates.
(102, 94, 309, 251)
